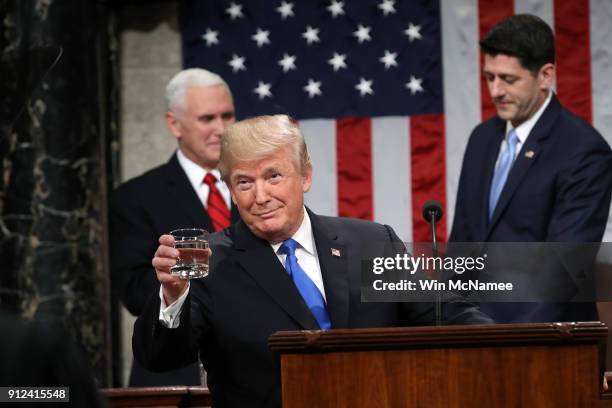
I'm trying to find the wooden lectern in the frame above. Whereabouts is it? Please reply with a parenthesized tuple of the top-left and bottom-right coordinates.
(269, 322, 608, 407)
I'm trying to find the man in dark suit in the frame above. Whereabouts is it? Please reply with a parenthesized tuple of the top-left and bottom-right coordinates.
(133, 115, 492, 407)
(450, 15, 612, 323)
(111, 68, 240, 385)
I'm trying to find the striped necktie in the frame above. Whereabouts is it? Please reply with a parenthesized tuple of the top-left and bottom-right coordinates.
(203, 173, 231, 231)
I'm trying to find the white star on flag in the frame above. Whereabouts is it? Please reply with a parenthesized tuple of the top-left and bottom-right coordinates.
(302, 26, 320, 45)
(201, 28, 219, 46)
(254, 81, 272, 99)
(328, 52, 347, 71)
(405, 75, 424, 95)
(380, 50, 398, 69)
(278, 54, 297, 72)
(225, 2, 244, 20)
(228, 54, 246, 72)
(327, 0, 345, 18)
(276, 1, 294, 19)
(353, 24, 372, 43)
(404, 23, 422, 42)
(378, 0, 396, 16)
(355, 78, 373, 96)
(251, 28, 271, 47)
(304, 79, 322, 98)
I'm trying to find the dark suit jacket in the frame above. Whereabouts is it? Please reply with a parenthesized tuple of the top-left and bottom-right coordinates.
(0, 312, 103, 407)
(133, 210, 492, 407)
(450, 94, 612, 322)
(110, 152, 240, 385)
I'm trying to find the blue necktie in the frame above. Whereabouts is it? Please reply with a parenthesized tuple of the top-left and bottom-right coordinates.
(489, 129, 519, 219)
(280, 239, 331, 330)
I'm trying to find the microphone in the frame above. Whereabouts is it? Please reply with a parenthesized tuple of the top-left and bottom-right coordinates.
(422, 200, 443, 221)
(422, 200, 443, 253)
(422, 200, 444, 326)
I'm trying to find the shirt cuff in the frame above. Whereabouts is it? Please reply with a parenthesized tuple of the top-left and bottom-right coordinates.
(158, 284, 190, 328)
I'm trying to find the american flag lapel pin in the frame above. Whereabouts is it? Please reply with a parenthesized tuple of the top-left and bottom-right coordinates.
(524, 150, 535, 159)
(331, 248, 341, 257)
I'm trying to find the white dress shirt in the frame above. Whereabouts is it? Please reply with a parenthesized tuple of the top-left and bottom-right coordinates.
(270, 209, 326, 301)
(159, 207, 325, 327)
(494, 90, 552, 166)
(176, 148, 231, 209)
(159, 285, 189, 328)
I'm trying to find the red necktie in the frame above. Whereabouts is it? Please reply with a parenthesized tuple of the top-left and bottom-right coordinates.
(203, 173, 231, 231)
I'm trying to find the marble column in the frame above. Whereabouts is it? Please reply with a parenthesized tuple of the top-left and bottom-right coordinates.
(0, 0, 115, 385)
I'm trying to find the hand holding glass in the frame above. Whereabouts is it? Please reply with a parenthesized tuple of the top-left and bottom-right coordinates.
(170, 228, 209, 279)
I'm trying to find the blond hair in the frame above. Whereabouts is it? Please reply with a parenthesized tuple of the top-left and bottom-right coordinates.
(219, 115, 311, 182)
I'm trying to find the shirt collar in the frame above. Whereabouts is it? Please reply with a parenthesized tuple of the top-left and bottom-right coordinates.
(271, 207, 315, 255)
(506, 90, 552, 144)
(176, 149, 222, 188)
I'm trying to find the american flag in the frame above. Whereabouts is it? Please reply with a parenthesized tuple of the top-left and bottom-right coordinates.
(182, 0, 612, 243)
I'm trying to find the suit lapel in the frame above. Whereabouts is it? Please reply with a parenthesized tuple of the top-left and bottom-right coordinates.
(309, 210, 350, 328)
(163, 153, 214, 231)
(487, 95, 561, 237)
(232, 221, 319, 330)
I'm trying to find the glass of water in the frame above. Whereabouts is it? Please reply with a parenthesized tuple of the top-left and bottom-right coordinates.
(169, 228, 210, 279)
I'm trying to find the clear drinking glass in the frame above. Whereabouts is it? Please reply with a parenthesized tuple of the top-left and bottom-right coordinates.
(169, 228, 210, 279)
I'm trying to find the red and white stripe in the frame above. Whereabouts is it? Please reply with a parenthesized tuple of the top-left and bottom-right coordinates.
(302, 0, 612, 243)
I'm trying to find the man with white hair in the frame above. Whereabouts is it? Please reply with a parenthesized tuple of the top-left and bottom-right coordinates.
(133, 115, 492, 406)
(110, 68, 240, 386)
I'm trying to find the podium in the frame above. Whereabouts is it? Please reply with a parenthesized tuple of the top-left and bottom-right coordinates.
(269, 322, 608, 407)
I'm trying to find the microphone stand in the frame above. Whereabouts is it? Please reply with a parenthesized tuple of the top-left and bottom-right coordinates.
(428, 209, 442, 327)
